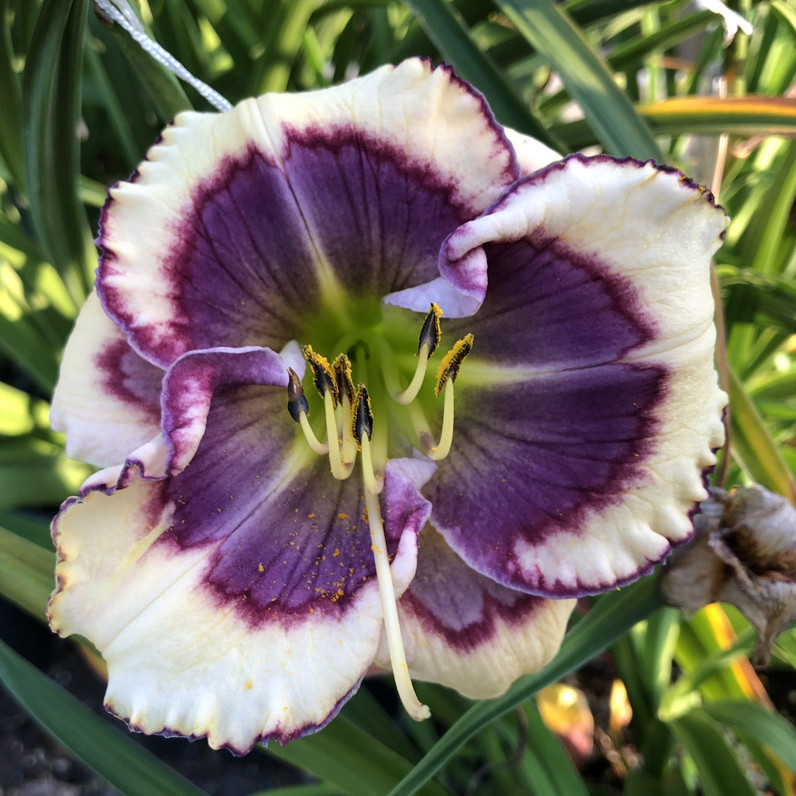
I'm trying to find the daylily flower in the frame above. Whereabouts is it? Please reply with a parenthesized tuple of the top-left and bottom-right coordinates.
(48, 59, 727, 753)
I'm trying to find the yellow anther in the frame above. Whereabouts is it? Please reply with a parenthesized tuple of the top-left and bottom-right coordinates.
(332, 353, 355, 405)
(417, 302, 443, 357)
(351, 385, 374, 449)
(394, 304, 444, 405)
(286, 368, 328, 454)
(303, 345, 338, 406)
(435, 334, 474, 397)
(286, 368, 309, 422)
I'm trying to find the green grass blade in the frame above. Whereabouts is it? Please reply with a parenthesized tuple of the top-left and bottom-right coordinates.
(387, 577, 663, 796)
(0, 264, 62, 392)
(22, 0, 95, 303)
(254, 0, 320, 93)
(97, 13, 193, 125)
(249, 786, 345, 796)
(700, 700, 796, 773)
(553, 91, 796, 150)
(265, 714, 450, 796)
(0, 511, 52, 549)
(494, 0, 661, 159)
(0, 0, 26, 190)
(0, 524, 53, 620)
(0, 438, 91, 511)
(84, 39, 143, 170)
(0, 638, 211, 796)
(643, 95, 796, 136)
(521, 701, 589, 796)
(402, 0, 558, 147)
(670, 710, 759, 796)
(771, 0, 796, 36)
(728, 367, 796, 503)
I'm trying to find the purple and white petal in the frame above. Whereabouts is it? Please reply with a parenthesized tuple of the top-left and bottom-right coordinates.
(375, 527, 575, 698)
(381, 125, 559, 317)
(51, 291, 162, 467)
(425, 156, 727, 596)
(49, 366, 430, 752)
(160, 346, 293, 474)
(97, 59, 519, 367)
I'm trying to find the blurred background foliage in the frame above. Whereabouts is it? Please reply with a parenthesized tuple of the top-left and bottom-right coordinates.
(1, 0, 796, 793)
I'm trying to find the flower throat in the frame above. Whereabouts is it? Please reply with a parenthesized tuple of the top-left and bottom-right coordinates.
(286, 303, 473, 721)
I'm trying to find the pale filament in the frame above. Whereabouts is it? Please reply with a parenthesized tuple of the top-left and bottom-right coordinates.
(298, 412, 329, 455)
(394, 342, 430, 405)
(324, 392, 354, 480)
(426, 380, 456, 461)
(338, 395, 358, 466)
(360, 435, 384, 495)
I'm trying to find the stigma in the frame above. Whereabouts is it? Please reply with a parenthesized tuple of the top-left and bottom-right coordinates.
(284, 304, 473, 722)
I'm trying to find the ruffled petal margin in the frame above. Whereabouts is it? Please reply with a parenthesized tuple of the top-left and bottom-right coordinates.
(425, 155, 728, 597)
(50, 291, 163, 467)
(376, 527, 575, 698)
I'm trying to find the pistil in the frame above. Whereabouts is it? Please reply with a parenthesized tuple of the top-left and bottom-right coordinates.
(363, 451, 430, 722)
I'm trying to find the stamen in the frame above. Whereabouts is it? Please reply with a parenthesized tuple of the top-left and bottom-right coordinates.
(286, 368, 328, 455)
(351, 385, 374, 447)
(394, 344, 431, 406)
(418, 302, 443, 357)
(334, 354, 358, 465)
(428, 380, 455, 461)
(428, 334, 474, 462)
(363, 479, 430, 722)
(353, 386, 382, 495)
(394, 304, 442, 406)
(300, 414, 329, 456)
(286, 368, 309, 422)
(303, 346, 352, 479)
(324, 392, 352, 480)
(303, 345, 338, 407)
(435, 333, 474, 397)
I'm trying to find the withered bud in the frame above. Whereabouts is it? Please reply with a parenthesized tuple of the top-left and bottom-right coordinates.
(661, 486, 796, 666)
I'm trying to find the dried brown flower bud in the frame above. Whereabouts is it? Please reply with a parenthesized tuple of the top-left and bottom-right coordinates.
(662, 486, 796, 666)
